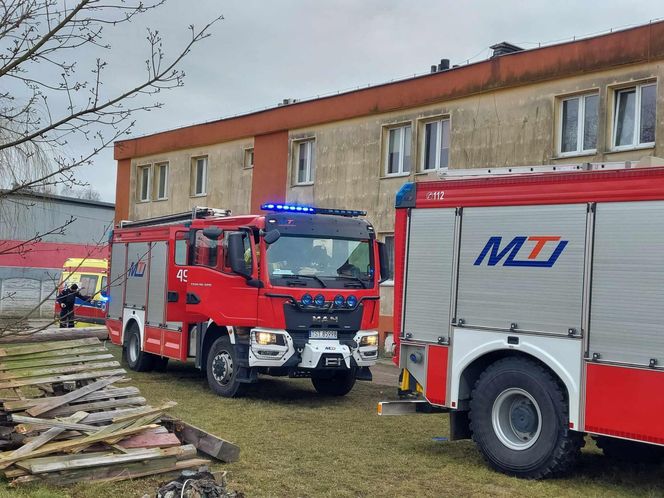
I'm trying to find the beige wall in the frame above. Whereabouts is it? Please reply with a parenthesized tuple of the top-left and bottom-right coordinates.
(129, 138, 254, 220)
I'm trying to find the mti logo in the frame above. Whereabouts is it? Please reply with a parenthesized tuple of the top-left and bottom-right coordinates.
(474, 236, 568, 268)
(128, 261, 147, 277)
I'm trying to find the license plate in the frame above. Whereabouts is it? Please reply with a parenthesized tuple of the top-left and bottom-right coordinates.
(309, 330, 337, 339)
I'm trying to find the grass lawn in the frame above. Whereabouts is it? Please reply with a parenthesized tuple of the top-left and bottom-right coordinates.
(3, 344, 664, 498)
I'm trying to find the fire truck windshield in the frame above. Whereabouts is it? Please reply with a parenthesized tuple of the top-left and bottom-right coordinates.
(266, 236, 373, 288)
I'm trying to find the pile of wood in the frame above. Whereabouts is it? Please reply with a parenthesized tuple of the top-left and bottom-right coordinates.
(0, 337, 237, 486)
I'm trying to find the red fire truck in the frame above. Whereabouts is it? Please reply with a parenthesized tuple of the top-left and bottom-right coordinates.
(106, 205, 388, 397)
(380, 162, 664, 478)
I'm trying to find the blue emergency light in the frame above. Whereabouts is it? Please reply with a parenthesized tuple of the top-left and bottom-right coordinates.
(260, 203, 366, 217)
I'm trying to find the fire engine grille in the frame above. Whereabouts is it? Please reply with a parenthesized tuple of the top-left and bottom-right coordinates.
(287, 330, 358, 350)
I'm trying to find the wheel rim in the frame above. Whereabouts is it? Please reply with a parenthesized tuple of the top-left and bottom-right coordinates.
(212, 351, 234, 386)
(128, 333, 139, 363)
(491, 387, 542, 450)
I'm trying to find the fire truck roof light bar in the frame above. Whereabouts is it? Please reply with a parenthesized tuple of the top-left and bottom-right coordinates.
(260, 203, 366, 217)
(118, 206, 230, 229)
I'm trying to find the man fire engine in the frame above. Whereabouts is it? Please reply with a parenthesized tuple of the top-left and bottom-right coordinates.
(106, 204, 388, 397)
(379, 161, 664, 478)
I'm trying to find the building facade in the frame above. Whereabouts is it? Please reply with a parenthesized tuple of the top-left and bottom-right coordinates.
(0, 191, 114, 318)
(113, 21, 664, 341)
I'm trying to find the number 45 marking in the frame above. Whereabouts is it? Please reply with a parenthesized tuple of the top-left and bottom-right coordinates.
(176, 269, 188, 282)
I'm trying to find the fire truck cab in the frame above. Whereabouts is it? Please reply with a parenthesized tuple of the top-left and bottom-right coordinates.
(382, 161, 664, 478)
(106, 205, 389, 397)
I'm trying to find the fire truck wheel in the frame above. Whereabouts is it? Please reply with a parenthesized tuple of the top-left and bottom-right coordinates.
(594, 436, 664, 462)
(123, 324, 155, 372)
(469, 357, 584, 479)
(206, 336, 247, 398)
(311, 369, 356, 396)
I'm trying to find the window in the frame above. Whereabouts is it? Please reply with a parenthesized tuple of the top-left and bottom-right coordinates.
(386, 125, 412, 175)
(191, 156, 208, 196)
(192, 230, 220, 268)
(78, 274, 98, 295)
(174, 238, 187, 265)
(138, 165, 151, 201)
(613, 83, 656, 149)
(244, 148, 254, 169)
(421, 119, 450, 171)
(383, 235, 394, 283)
(294, 140, 315, 185)
(155, 162, 168, 200)
(559, 93, 598, 155)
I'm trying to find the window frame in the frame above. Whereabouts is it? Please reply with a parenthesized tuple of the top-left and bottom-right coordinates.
(244, 147, 254, 169)
(611, 82, 657, 152)
(293, 138, 315, 186)
(137, 164, 151, 202)
(557, 92, 599, 157)
(154, 162, 169, 201)
(384, 123, 412, 177)
(191, 156, 208, 197)
(419, 117, 450, 172)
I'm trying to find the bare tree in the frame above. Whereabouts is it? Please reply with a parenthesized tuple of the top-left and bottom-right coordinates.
(0, 0, 222, 197)
(0, 0, 222, 335)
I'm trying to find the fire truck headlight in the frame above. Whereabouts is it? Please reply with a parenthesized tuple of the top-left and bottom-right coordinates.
(333, 295, 345, 307)
(254, 331, 285, 346)
(359, 333, 378, 347)
(314, 294, 325, 307)
(346, 295, 358, 308)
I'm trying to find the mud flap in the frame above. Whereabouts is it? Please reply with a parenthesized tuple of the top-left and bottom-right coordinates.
(449, 410, 471, 441)
(355, 366, 372, 381)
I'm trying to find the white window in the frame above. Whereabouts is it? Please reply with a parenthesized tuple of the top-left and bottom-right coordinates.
(155, 162, 168, 200)
(191, 156, 208, 196)
(138, 165, 151, 202)
(295, 140, 315, 185)
(613, 83, 656, 150)
(421, 119, 450, 171)
(244, 148, 254, 169)
(386, 125, 411, 176)
(559, 93, 598, 155)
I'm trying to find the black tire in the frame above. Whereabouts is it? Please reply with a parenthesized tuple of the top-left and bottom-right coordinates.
(123, 323, 155, 372)
(206, 336, 247, 398)
(594, 436, 664, 463)
(469, 357, 584, 479)
(311, 369, 356, 396)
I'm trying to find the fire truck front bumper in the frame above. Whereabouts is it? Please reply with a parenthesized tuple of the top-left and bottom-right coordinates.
(247, 328, 379, 369)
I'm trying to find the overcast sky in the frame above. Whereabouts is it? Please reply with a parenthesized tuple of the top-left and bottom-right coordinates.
(69, 0, 664, 202)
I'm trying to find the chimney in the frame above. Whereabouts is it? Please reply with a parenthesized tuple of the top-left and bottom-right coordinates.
(438, 59, 450, 71)
(489, 42, 524, 58)
(430, 65, 437, 73)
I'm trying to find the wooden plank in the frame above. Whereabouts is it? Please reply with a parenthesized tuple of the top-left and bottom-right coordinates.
(111, 401, 177, 423)
(26, 376, 124, 417)
(15, 449, 117, 470)
(11, 457, 210, 486)
(0, 368, 127, 389)
(10, 415, 98, 432)
(0, 361, 121, 381)
(118, 430, 181, 449)
(82, 406, 154, 425)
(0, 345, 108, 362)
(4, 386, 137, 412)
(0, 353, 114, 371)
(44, 396, 146, 417)
(4, 412, 89, 460)
(162, 416, 240, 463)
(28, 444, 196, 474)
(0, 338, 100, 357)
